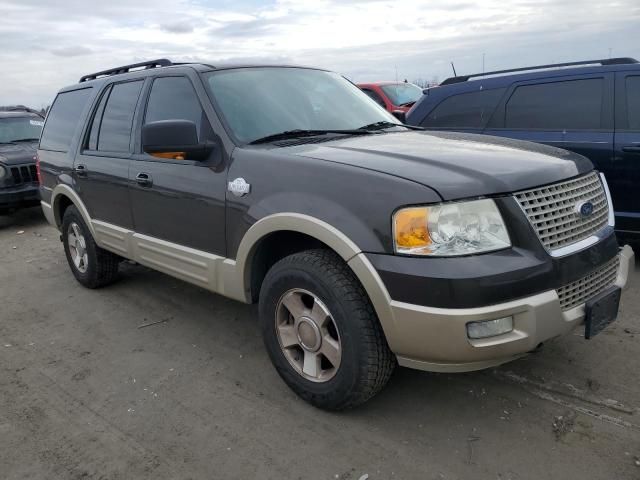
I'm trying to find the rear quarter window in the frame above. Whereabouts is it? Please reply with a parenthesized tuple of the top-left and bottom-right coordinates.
(421, 88, 505, 129)
(40, 88, 92, 152)
(626, 76, 640, 130)
(505, 78, 604, 130)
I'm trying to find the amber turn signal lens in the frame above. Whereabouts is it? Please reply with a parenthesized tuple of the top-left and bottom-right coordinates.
(394, 207, 431, 251)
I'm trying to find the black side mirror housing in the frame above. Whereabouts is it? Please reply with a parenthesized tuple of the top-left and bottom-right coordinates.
(142, 120, 213, 161)
(391, 110, 406, 123)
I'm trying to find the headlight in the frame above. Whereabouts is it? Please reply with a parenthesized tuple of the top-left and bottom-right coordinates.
(393, 199, 511, 256)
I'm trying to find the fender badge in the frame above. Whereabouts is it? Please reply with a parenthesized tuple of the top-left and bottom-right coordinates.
(228, 177, 251, 197)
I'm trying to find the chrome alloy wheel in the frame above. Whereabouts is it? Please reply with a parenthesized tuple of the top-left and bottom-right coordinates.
(275, 289, 342, 383)
(67, 222, 88, 273)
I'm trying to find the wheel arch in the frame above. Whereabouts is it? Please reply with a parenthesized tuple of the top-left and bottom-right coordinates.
(235, 213, 397, 346)
(50, 184, 96, 237)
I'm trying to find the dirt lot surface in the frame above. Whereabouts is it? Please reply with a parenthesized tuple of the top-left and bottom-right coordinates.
(1, 207, 639, 480)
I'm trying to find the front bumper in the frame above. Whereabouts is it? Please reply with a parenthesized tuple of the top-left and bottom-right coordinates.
(0, 184, 40, 212)
(388, 245, 634, 372)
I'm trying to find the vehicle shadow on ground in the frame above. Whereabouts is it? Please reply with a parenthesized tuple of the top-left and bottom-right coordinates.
(0, 207, 46, 230)
(113, 260, 576, 419)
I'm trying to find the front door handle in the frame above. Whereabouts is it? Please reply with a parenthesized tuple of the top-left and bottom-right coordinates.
(135, 172, 153, 187)
(622, 146, 640, 154)
(74, 164, 88, 177)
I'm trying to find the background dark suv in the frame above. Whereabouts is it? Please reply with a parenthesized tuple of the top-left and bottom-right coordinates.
(406, 58, 640, 243)
(0, 107, 44, 214)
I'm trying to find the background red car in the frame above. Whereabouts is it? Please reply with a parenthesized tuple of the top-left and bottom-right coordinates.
(357, 81, 424, 113)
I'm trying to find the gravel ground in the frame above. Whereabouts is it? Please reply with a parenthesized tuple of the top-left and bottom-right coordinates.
(1, 207, 639, 480)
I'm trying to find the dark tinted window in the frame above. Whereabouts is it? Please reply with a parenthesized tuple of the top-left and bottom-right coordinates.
(422, 88, 505, 128)
(626, 76, 640, 130)
(86, 86, 111, 151)
(40, 88, 92, 151)
(145, 77, 205, 138)
(362, 88, 386, 108)
(98, 80, 143, 152)
(505, 79, 603, 130)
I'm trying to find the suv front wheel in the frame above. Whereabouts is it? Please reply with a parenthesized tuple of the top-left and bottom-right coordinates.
(259, 249, 395, 410)
(62, 205, 120, 288)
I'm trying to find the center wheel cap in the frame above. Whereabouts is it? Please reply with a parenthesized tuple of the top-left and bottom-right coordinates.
(296, 317, 322, 352)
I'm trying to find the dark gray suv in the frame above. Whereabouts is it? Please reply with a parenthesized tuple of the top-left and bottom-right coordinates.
(38, 59, 634, 409)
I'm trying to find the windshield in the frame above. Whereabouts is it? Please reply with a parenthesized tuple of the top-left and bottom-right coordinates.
(204, 68, 400, 144)
(0, 116, 43, 143)
(381, 83, 423, 106)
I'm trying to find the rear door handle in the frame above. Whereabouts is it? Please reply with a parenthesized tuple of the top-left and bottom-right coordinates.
(622, 146, 640, 154)
(74, 164, 87, 177)
(135, 172, 153, 187)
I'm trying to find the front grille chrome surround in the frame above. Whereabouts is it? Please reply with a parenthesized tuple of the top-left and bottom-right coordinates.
(514, 172, 610, 253)
(556, 255, 620, 311)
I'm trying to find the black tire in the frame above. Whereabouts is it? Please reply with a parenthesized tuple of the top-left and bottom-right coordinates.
(259, 249, 395, 410)
(62, 206, 120, 288)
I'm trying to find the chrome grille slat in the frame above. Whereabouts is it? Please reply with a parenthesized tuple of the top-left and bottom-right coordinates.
(522, 184, 603, 210)
(556, 256, 620, 310)
(514, 172, 609, 252)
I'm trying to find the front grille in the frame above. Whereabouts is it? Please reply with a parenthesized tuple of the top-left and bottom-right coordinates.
(10, 164, 38, 185)
(557, 255, 619, 310)
(514, 172, 609, 252)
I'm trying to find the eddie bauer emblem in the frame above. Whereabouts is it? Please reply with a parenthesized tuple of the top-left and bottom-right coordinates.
(228, 178, 251, 197)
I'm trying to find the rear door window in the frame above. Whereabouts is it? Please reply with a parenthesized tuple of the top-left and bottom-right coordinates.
(97, 80, 144, 152)
(40, 88, 92, 152)
(422, 88, 505, 128)
(505, 78, 604, 130)
(626, 76, 640, 130)
(86, 85, 111, 151)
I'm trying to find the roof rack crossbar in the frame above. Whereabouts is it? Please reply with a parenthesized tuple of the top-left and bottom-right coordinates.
(79, 59, 173, 83)
(440, 57, 639, 85)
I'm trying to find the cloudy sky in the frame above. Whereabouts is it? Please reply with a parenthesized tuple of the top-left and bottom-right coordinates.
(2, 0, 639, 108)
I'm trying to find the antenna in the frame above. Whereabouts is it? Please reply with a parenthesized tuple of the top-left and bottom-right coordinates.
(451, 62, 457, 77)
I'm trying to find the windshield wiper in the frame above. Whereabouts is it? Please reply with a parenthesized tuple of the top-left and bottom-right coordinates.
(11, 138, 39, 142)
(399, 101, 416, 107)
(358, 121, 424, 131)
(249, 129, 374, 145)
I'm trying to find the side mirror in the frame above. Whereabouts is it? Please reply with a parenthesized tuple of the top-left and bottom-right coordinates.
(142, 120, 213, 161)
(391, 110, 406, 123)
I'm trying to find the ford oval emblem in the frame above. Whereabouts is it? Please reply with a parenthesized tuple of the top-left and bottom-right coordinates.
(575, 201, 594, 217)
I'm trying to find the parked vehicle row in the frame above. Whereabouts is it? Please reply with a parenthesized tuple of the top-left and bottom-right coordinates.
(37, 59, 633, 409)
(404, 57, 640, 243)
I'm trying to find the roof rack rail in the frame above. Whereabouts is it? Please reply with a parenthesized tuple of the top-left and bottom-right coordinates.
(79, 59, 173, 83)
(440, 57, 639, 85)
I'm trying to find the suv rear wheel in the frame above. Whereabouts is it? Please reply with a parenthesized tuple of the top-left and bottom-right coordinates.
(62, 205, 120, 288)
(259, 249, 395, 410)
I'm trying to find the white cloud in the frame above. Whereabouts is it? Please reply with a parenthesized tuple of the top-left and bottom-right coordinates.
(0, 0, 638, 107)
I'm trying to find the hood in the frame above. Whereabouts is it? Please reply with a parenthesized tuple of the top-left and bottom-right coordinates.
(285, 131, 592, 200)
(0, 141, 38, 166)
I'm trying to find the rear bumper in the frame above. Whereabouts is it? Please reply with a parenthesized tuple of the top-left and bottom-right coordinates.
(389, 245, 634, 372)
(0, 184, 40, 212)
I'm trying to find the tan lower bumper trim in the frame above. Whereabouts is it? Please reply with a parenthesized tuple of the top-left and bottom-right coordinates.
(390, 245, 635, 373)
